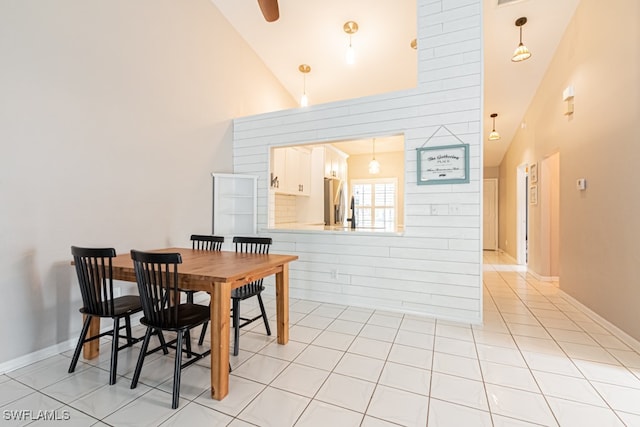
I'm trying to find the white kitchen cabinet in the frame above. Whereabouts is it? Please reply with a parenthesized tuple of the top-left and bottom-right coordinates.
(212, 173, 257, 236)
(271, 147, 311, 196)
(295, 146, 325, 224)
(323, 146, 349, 181)
(272, 148, 286, 192)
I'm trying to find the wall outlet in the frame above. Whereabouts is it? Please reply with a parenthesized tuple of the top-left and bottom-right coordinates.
(331, 269, 338, 280)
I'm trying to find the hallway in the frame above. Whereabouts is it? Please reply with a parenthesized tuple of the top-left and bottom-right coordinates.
(1, 253, 639, 426)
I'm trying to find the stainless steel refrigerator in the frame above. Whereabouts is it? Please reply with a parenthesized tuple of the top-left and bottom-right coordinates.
(324, 178, 345, 226)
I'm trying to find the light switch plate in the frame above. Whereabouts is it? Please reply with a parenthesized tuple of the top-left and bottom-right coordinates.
(576, 178, 586, 191)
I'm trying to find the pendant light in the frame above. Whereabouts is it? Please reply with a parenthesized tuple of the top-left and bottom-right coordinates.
(511, 17, 532, 62)
(343, 21, 359, 65)
(298, 64, 311, 107)
(489, 113, 501, 141)
(368, 138, 380, 174)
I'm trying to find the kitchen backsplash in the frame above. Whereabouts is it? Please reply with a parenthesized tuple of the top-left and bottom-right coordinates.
(274, 194, 297, 224)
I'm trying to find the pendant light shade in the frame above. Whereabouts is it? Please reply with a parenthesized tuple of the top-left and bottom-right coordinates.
(368, 138, 380, 174)
(511, 17, 531, 62)
(489, 113, 501, 141)
(298, 64, 311, 107)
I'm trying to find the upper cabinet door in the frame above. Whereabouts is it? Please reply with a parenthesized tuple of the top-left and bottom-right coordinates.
(271, 147, 311, 196)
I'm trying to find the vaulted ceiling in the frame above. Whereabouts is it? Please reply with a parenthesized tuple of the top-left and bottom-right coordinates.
(211, 0, 580, 166)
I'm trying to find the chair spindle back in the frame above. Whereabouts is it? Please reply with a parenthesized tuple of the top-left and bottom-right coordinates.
(190, 235, 224, 251)
(71, 246, 117, 316)
(131, 250, 182, 328)
(232, 237, 272, 290)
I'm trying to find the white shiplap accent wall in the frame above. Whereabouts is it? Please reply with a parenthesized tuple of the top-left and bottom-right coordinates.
(232, 0, 483, 323)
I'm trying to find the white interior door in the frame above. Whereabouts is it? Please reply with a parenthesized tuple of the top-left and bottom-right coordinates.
(483, 179, 498, 250)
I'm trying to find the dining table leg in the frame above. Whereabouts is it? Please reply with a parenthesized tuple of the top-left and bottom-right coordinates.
(275, 264, 289, 345)
(210, 281, 231, 400)
(83, 315, 101, 359)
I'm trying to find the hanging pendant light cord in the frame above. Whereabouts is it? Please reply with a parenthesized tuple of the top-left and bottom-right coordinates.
(519, 26, 523, 46)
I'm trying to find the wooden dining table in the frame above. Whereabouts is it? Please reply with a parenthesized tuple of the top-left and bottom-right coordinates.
(82, 247, 298, 401)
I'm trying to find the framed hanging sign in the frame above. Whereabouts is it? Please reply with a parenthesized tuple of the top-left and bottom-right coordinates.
(417, 144, 469, 185)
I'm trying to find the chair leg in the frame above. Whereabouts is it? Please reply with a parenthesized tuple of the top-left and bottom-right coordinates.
(109, 317, 120, 385)
(257, 294, 271, 336)
(185, 330, 192, 358)
(131, 327, 153, 389)
(68, 315, 92, 373)
(156, 330, 169, 355)
(186, 291, 194, 304)
(198, 321, 208, 346)
(172, 331, 184, 409)
(124, 315, 134, 346)
(233, 299, 241, 357)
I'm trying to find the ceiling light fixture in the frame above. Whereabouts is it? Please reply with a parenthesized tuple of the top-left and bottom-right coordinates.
(410, 38, 417, 50)
(298, 64, 311, 107)
(489, 113, 501, 141)
(511, 17, 532, 62)
(343, 21, 359, 65)
(368, 138, 380, 174)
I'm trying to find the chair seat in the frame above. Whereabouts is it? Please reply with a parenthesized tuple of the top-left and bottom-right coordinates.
(231, 284, 264, 300)
(79, 295, 142, 318)
(140, 304, 209, 331)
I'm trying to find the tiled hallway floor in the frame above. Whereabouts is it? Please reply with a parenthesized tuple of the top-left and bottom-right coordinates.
(2, 252, 640, 426)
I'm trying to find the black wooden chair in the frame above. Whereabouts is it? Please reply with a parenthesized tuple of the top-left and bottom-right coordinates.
(129, 250, 211, 409)
(231, 236, 273, 356)
(184, 235, 224, 345)
(190, 234, 224, 252)
(68, 246, 144, 385)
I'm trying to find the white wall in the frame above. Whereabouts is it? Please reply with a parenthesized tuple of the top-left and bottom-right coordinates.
(233, 0, 483, 323)
(0, 0, 295, 365)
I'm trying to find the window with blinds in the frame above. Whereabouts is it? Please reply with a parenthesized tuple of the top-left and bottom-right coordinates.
(351, 178, 397, 230)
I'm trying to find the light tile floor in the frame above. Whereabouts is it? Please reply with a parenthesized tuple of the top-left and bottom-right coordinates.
(3, 252, 640, 426)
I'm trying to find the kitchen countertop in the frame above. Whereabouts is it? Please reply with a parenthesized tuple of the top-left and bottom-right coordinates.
(266, 223, 404, 235)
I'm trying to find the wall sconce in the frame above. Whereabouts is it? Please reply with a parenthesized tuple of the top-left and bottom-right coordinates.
(344, 21, 359, 65)
(298, 64, 311, 107)
(511, 17, 532, 62)
(563, 85, 575, 116)
(368, 138, 380, 174)
(489, 113, 501, 141)
(410, 38, 417, 50)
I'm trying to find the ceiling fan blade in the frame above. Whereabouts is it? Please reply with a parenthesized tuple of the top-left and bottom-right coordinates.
(257, 0, 279, 22)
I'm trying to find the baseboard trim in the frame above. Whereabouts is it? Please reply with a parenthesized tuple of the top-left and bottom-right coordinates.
(0, 311, 146, 375)
(559, 290, 640, 354)
(0, 339, 76, 375)
(528, 269, 560, 283)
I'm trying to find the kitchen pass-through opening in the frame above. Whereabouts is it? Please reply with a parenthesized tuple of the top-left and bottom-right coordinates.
(268, 134, 405, 233)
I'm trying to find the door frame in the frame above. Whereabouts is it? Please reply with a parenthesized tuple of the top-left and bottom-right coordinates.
(516, 163, 528, 265)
